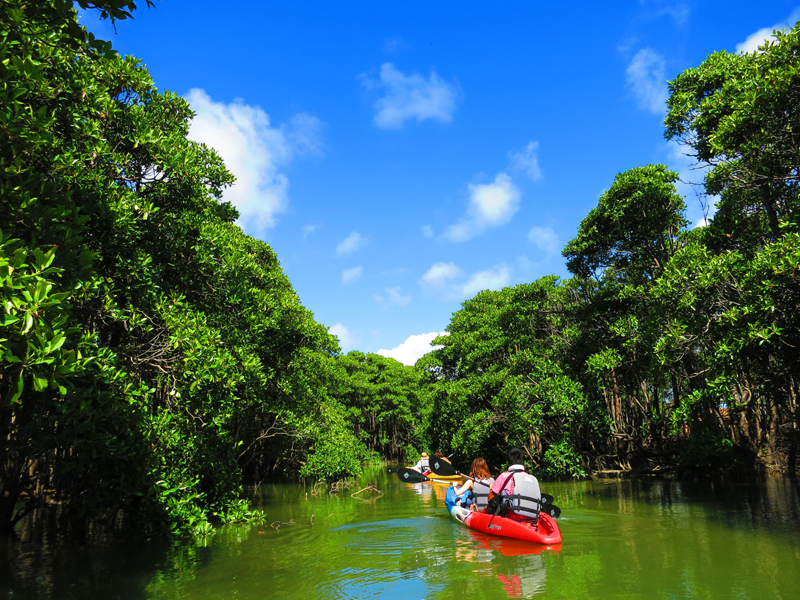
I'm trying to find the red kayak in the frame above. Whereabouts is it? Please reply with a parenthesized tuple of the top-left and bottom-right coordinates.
(449, 504, 562, 545)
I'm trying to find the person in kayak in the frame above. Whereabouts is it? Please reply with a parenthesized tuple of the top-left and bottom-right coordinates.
(434, 451, 452, 464)
(408, 452, 430, 474)
(486, 447, 541, 522)
(451, 457, 495, 511)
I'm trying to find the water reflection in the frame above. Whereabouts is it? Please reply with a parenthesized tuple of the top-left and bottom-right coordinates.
(452, 528, 555, 598)
(1, 471, 799, 599)
(407, 481, 433, 500)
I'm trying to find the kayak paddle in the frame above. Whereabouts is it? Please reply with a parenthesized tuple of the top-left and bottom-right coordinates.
(396, 467, 455, 485)
(429, 456, 461, 477)
(397, 467, 429, 483)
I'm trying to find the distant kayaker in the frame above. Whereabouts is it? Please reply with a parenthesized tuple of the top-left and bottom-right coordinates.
(486, 447, 541, 522)
(451, 457, 495, 511)
(434, 451, 452, 464)
(409, 452, 430, 473)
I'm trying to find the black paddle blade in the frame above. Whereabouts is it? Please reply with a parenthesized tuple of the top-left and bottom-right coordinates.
(397, 468, 429, 483)
(541, 493, 555, 505)
(541, 503, 561, 519)
(429, 457, 458, 477)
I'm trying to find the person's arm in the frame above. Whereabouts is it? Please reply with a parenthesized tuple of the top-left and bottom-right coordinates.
(452, 479, 474, 496)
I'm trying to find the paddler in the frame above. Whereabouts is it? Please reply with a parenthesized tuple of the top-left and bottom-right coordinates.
(434, 451, 452, 464)
(486, 447, 539, 521)
(408, 452, 430, 474)
(450, 457, 495, 511)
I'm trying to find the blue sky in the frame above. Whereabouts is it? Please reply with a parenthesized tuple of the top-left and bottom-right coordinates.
(82, 1, 800, 364)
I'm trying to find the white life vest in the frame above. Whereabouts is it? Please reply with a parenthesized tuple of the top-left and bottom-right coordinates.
(509, 472, 541, 519)
(471, 477, 495, 509)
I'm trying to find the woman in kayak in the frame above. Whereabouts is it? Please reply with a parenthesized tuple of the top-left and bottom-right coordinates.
(434, 451, 452, 464)
(451, 457, 494, 510)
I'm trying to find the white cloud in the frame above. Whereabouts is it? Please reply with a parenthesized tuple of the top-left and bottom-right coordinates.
(420, 262, 462, 289)
(419, 261, 510, 301)
(341, 266, 363, 285)
(421, 224, 434, 238)
(528, 226, 560, 257)
(645, 1, 691, 27)
(383, 36, 412, 53)
(443, 222, 470, 242)
(373, 286, 411, 308)
(509, 142, 543, 181)
(377, 331, 448, 366)
(362, 63, 460, 129)
(329, 323, 357, 352)
(336, 231, 368, 257)
(469, 174, 521, 225)
(286, 113, 324, 156)
(737, 28, 778, 55)
(444, 173, 521, 242)
(625, 48, 668, 115)
(302, 224, 318, 240)
(736, 8, 800, 54)
(461, 266, 511, 297)
(185, 89, 322, 233)
(661, 3, 691, 27)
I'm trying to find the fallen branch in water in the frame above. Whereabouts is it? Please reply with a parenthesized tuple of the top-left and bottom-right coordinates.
(270, 519, 295, 530)
(351, 484, 383, 498)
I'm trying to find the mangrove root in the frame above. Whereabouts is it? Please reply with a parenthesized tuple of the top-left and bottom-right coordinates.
(351, 484, 383, 498)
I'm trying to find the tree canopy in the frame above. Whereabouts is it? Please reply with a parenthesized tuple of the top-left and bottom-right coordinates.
(3, 1, 800, 538)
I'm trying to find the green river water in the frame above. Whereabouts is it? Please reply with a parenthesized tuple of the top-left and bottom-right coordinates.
(2, 468, 799, 599)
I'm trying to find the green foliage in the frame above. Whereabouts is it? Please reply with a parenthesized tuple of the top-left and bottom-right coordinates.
(5, 0, 800, 543)
(334, 351, 424, 461)
(297, 405, 372, 481)
(419, 28, 800, 479)
(0, 0, 350, 536)
(666, 26, 800, 242)
(563, 165, 688, 281)
(419, 279, 593, 475)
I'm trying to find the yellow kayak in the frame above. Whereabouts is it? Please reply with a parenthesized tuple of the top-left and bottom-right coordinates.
(427, 472, 463, 482)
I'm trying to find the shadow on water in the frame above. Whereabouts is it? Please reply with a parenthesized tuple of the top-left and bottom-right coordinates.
(543, 474, 800, 600)
(552, 475, 800, 540)
(0, 507, 214, 600)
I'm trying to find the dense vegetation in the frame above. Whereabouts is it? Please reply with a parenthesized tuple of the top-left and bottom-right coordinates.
(421, 32, 800, 478)
(0, 0, 424, 536)
(2, 1, 799, 537)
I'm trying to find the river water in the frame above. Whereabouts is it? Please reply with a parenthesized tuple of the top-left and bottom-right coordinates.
(2, 469, 799, 599)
